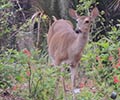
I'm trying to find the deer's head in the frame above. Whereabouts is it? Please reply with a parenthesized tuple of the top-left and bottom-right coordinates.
(69, 7, 99, 34)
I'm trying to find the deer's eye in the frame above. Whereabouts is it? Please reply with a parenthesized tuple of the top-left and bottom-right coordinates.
(85, 20, 90, 23)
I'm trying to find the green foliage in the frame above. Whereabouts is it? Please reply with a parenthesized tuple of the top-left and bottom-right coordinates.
(79, 28, 120, 99)
(0, 0, 12, 36)
(77, 0, 96, 15)
(1, 28, 120, 99)
(0, 49, 65, 100)
(0, 0, 12, 10)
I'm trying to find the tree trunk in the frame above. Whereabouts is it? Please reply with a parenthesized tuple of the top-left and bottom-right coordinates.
(32, 0, 79, 19)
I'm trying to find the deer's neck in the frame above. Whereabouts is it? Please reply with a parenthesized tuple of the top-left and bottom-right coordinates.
(78, 32, 89, 47)
(72, 32, 89, 54)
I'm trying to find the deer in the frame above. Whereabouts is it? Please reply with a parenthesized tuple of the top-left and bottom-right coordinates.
(47, 7, 99, 100)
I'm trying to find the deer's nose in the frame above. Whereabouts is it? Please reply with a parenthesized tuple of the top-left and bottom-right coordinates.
(75, 28, 82, 34)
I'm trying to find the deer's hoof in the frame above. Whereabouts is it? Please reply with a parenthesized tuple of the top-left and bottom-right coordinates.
(73, 88, 80, 94)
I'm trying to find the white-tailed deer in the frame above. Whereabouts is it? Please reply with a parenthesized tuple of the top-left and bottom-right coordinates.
(47, 7, 99, 100)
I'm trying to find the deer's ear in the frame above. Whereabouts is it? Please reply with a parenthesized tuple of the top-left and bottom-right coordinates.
(69, 9, 78, 20)
(90, 7, 99, 20)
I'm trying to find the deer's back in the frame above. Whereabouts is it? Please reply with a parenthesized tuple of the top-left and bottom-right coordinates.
(47, 19, 74, 44)
(47, 19, 77, 65)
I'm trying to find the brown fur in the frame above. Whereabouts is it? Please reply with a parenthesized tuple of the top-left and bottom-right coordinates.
(47, 7, 99, 99)
(47, 8, 99, 66)
(47, 19, 88, 66)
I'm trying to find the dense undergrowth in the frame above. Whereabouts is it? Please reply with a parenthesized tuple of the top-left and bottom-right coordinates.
(0, 29, 120, 100)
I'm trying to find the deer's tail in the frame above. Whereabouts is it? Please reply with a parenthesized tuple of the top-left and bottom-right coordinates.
(52, 16, 57, 22)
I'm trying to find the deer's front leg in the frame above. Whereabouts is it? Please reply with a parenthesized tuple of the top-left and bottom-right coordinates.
(70, 64, 77, 100)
